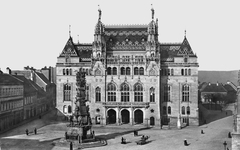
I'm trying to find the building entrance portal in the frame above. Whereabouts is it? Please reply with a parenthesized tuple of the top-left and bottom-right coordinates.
(107, 109, 116, 124)
(134, 109, 143, 124)
(150, 117, 155, 126)
(121, 109, 130, 124)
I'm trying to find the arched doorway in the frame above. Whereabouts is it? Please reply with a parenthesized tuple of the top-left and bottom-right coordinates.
(134, 109, 143, 124)
(121, 109, 130, 124)
(107, 109, 116, 124)
(150, 117, 155, 126)
(95, 116, 101, 124)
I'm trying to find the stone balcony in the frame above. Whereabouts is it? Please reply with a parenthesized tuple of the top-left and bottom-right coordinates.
(102, 102, 150, 108)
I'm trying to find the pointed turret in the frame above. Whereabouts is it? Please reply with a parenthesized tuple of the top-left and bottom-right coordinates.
(177, 30, 195, 56)
(93, 5, 106, 59)
(146, 4, 158, 58)
(59, 36, 78, 57)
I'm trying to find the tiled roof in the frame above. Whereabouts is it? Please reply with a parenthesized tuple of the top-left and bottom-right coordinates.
(224, 83, 237, 92)
(75, 44, 92, 59)
(13, 75, 37, 94)
(105, 25, 148, 51)
(0, 74, 23, 85)
(36, 72, 51, 85)
(59, 37, 79, 57)
(201, 83, 227, 93)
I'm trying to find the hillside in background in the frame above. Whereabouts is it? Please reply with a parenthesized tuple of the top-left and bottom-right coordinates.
(199, 70, 239, 85)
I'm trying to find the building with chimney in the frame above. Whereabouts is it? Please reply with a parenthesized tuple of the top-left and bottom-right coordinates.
(56, 7, 199, 127)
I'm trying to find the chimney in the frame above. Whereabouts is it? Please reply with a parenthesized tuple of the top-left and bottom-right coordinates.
(208, 82, 211, 86)
(6, 67, 11, 74)
(216, 82, 219, 86)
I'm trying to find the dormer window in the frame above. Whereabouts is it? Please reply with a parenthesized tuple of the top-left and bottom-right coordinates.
(125, 38, 129, 42)
(142, 38, 145, 42)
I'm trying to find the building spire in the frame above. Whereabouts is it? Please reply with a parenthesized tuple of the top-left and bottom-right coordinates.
(77, 34, 79, 44)
(69, 25, 71, 37)
(98, 5, 102, 21)
(184, 30, 186, 38)
(151, 4, 154, 20)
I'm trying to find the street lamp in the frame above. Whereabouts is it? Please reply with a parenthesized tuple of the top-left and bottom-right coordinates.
(223, 141, 227, 150)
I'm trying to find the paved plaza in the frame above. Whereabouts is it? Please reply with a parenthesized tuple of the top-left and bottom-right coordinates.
(0, 109, 234, 150)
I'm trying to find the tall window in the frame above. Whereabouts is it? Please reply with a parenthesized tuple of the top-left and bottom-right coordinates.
(107, 67, 111, 75)
(150, 87, 155, 102)
(121, 83, 130, 102)
(70, 69, 72, 75)
(168, 106, 171, 115)
(164, 85, 170, 102)
(63, 105, 67, 113)
(107, 83, 116, 102)
(113, 67, 117, 75)
(134, 83, 143, 102)
(63, 69, 65, 75)
(182, 85, 190, 102)
(86, 85, 89, 101)
(134, 67, 138, 75)
(121, 67, 125, 75)
(126, 67, 130, 75)
(95, 87, 101, 102)
(182, 106, 185, 115)
(163, 106, 167, 115)
(181, 69, 184, 75)
(188, 69, 191, 75)
(63, 84, 71, 101)
(171, 69, 174, 76)
(184, 69, 187, 76)
(187, 106, 190, 115)
(139, 67, 144, 75)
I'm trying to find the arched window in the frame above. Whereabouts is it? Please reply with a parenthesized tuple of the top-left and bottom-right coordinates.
(126, 67, 130, 75)
(149, 69, 155, 76)
(163, 106, 167, 115)
(121, 67, 125, 75)
(168, 106, 171, 115)
(63, 84, 71, 101)
(185, 69, 187, 76)
(134, 83, 143, 102)
(113, 67, 117, 75)
(107, 67, 111, 75)
(95, 87, 101, 102)
(171, 69, 174, 76)
(134, 67, 138, 75)
(86, 69, 89, 75)
(167, 69, 170, 75)
(181, 69, 184, 76)
(63, 69, 65, 75)
(139, 67, 144, 75)
(70, 69, 72, 75)
(182, 85, 190, 102)
(66, 69, 69, 75)
(150, 87, 155, 102)
(164, 85, 170, 102)
(63, 105, 67, 113)
(188, 69, 191, 76)
(68, 105, 72, 113)
(182, 106, 185, 115)
(120, 83, 130, 102)
(187, 106, 190, 115)
(107, 83, 116, 102)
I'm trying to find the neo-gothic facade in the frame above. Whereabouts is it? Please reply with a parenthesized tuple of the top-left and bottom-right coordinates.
(56, 8, 199, 127)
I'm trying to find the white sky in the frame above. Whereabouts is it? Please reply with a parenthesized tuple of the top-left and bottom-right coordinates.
(0, 0, 239, 71)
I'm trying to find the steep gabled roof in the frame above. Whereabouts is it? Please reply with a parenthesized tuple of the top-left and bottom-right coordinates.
(75, 43, 92, 61)
(35, 72, 51, 85)
(59, 37, 78, 57)
(224, 82, 237, 92)
(177, 37, 195, 56)
(201, 83, 227, 93)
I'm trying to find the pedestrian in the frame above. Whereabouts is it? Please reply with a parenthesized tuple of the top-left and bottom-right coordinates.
(228, 132, 232, 138)
(70, 142, 73, 150)
(34, 128, 37, 135)
(25, 129, 29, 136)
(65, 131, 68, 139)
(184, 139, 188, 146)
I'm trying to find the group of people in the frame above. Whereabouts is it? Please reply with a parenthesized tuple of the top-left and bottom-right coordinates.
(25, 128, 37, 135)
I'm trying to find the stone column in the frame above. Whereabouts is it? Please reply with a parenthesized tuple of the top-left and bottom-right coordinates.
(130, 107, 134, 125)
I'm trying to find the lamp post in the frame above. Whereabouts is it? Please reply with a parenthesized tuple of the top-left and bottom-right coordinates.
(223, 141, 227, 150)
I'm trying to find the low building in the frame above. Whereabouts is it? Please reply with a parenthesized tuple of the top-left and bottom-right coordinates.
(0, 73, 24, 133)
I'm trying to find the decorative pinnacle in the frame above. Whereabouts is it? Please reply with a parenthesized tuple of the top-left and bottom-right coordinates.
(151, 4, 154, 20)
(69, 25, 71, 37)
(98, 5, 102, 21)
(185, 30, 186, 38)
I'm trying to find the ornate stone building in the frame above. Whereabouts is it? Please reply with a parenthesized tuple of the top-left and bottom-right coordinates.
(56, 8, 199, 128)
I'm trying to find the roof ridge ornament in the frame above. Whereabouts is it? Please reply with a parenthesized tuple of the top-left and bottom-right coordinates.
(69, 25, 71, 37)
(151, 4, 154, 20)
(185, 30, 186, 38)
(98, 5, 102, 21)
